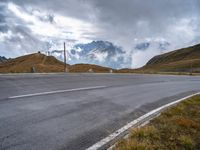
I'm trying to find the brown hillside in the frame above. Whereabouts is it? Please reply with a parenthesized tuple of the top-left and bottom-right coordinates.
(116, 68, 135, 73)
(141, 44, 200, 73)
(69, 64, 114, 73)
(0, 53, 115, 73)
(0, 53, 68, 73)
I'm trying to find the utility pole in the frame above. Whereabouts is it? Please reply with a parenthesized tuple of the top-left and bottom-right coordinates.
(64, 42, 67, 72)
(190, 60, 193, 75)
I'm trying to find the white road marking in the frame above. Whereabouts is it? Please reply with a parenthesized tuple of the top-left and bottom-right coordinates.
(86, 92, 200, 150)
(9, 86, 107, 99)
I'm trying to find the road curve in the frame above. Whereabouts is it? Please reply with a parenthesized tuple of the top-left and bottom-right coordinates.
(0, 73, 200, 150)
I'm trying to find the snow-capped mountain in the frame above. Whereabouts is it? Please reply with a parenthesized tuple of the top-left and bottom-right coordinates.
(51, 41, 127, 68)
(0, 56, 8, 63)
(50, 40, 171, 69)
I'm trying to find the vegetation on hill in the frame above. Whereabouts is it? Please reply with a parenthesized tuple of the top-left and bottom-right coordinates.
(0, 53, 114, 73)
(114, 95, 200, 150)
(0, 53, 67, 73)
(1, 43, 200, 74)
(142, 44, 200, 73)
(69, 64, 114, 73)
(115, 44, 200, 74)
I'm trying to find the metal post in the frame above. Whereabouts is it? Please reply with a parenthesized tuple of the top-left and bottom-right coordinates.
(190, 60, 193, 75)
(64, 42, 67, 72)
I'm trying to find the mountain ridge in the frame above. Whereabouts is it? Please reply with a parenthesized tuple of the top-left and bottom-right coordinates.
(51, 40, 126, 69)
(1, 43, 200, 74)
(141, 43, 200, 72)
(0, 56, 8, 63)
(0, 53, 114, 73)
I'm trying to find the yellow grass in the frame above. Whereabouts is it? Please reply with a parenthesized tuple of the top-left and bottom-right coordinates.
(114, 95, 200, 150)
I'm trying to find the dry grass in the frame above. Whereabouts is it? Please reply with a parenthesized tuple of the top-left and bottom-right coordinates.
(0, 53, 67, 73)
(0, 53, 115, 73)
(114, 95, 200, 150)
(68, 64, 114, 73)
(140, 44, 200, 73)
(141, 59, 200, 73)
(1, 43, 200, 74)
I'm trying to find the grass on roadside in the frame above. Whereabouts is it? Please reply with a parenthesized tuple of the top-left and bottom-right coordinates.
(114, 95, 200, 150)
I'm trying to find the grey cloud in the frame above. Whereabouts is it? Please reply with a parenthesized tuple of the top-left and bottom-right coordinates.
(0, 3, 8, 27)
(34, 13, 55, 24)
(0, 7, 47, 57)
(1, 0, 200, 67)
(0, 12, 6, 23)
(27, 8, 55, 24)
(8, 0, 95, 22)
(0, 1, 62, 57)
(7, 0, 200, 43)
(92, 0, 200, 39)
(42, 14, 54, 23)
(4, 25, 48, 52)
(0, 24, 9, 32)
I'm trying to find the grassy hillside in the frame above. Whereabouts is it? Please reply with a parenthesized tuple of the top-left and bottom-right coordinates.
(69, 64, 114, 73)
(1, 43, 200, 74)
(0, 53, 114, 73)
(142, 44, 200, 73)
(116, 68, 135, 73)
(0, 53, 67, 73)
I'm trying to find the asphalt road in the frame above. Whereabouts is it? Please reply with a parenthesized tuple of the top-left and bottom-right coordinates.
(0, 73, 200, 150)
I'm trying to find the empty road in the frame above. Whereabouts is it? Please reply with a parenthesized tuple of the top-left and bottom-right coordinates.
(0, 73, 200, 150)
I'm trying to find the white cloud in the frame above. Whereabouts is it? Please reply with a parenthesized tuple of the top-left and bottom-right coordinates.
(6, 2, 99, 51)
(1, 0, 200, 68)
(0, 30, 13, 41)
(92, 51, 108, 62)
(131, 49, 159, 68)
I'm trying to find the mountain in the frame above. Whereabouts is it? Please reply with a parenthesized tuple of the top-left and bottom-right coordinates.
(50, 40, 171, 69)
(0, 53, 68, 73)
(141, 43, 200, 73)
(1, 42, 200, 74)
(51, 41, 126, 69)
(0, 56, 8, 63)
(0, 53, 114, 73)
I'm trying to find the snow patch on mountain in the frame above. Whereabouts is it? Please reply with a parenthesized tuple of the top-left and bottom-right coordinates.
(51, 41, 128, 68)
(50, 39, 171, 69)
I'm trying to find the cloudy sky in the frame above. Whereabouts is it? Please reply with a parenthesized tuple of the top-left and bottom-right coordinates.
(1, 0, 200, 68)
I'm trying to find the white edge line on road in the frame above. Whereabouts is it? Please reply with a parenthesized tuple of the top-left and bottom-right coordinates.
(9, 86, 107, 99)
(86, 92, 200, 150)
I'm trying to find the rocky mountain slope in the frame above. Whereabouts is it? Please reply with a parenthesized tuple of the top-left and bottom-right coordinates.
(51, 40, 126, 69)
